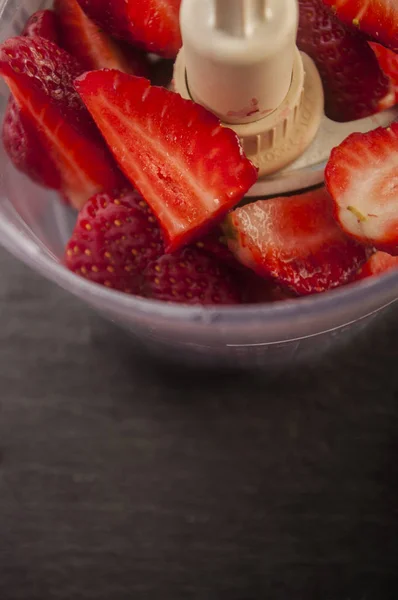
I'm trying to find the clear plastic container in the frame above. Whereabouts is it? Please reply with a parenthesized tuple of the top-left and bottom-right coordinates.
(0, 0, 397, 368)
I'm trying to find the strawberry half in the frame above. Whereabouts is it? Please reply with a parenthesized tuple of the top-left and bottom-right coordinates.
(141, 247, 242, 305)
(4, 10, 62, 191)
(54, 0, 148, 75)
(323, 0, 398, 52)
(369, 42, 398, 106)
(22, 9, 60, 43)
(355, 251, 398, 280)
(297, 0, 390, 122)
(325, 123, 398, 255)
(66, 189, 165, 293)
(0, 36, 124, 209)
(76, 0, 182, 58)
(224, 188, 370, 296)
(75, 71, 258, 252)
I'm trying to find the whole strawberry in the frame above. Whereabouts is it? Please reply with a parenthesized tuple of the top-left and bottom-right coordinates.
(297, 0, 390, 122)
(66, 189, 165, 293)
(142, 248, 242, 305)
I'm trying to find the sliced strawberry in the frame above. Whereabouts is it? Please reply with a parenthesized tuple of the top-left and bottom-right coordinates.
(22, 9, 60, 42)
(3, 10, 63, 196)
(141, 247, 242, 305)
(66, 188, 165, 292)
(75, 71, 258, 252)
(297, 0, 390, 122)
(225, 188, 370, 296)
(54, 0, 148, 75)
(369, 42, 398, 106)
(355, 251, 398, 280)
(323, 0, 398, 52)
(3, 97, 61, 190)
(76, 0, 182, 58)
(325, 123, 398, 255)
(0, 36, 124, 209)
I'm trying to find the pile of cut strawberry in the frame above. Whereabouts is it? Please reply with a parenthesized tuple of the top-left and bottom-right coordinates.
(1, 0, 397, 305)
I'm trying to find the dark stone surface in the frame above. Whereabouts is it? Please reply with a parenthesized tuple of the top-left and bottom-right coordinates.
(0, 248, 397, 600)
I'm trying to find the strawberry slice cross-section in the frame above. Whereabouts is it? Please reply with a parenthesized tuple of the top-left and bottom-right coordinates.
(323, 0, 398, 52)
(0, 36, 124, 209)
(224, 188, 370, 296)
(76, 0, 182, 58)
(75, 71, 258, 252)
(54, 0, 148, 75)
(369, 42, 398, 106)
(325, 122, 398, 256)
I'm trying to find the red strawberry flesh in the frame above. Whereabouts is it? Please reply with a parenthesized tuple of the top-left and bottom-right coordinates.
(355, 251, 398, 280)
(66, 189, 165, 293)
(141, 247, 242, 305)
(76, 0, 182, 58)
(0, 36, 124, 209)
(325, 122, 398, 255)
(225, 188, 370, 295)
(195, 228, 243, 271)
(22, 9, 60, 42)
(369, 42, 398, 106)
(75, 71, 258, 252)
(3, 97, 61, 190)
(323, 0, 398, 52)
(297, 0, 390, 122)
(54, 0, 149, 75)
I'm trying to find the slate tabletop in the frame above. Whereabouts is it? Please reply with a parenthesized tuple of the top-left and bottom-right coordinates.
(0, 246, 397, 600)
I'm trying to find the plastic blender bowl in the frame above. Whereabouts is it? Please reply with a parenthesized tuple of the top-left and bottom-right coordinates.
(0, 0, 397, 369)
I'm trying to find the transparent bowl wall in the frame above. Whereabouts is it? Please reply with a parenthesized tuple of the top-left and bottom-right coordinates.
(0, 0, 397, 369)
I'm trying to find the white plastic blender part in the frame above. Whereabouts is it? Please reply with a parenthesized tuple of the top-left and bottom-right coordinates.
(173, 0, 398, 196)
(179, 0, 298, 125)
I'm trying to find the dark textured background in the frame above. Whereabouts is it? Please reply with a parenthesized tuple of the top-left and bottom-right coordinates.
(0, 247, 397, 600)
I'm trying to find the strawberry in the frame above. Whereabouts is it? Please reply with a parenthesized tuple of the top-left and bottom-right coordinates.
(323, 0, 398, 52)
(297, 0, 390, 122)
(3, 96, 61, 190)
(0, 36, 124, 209)
(3, 10, 61, 189)
(54, 0, 148, 75)
(355, 251, 398, 280)
(75, 71, 258, 252)
(325, 122, 398, 255)
(195, 229, 243, 271)
(22, 9, 60, 42)
(369, 42, 398, 106)
(224, 188, 370, 296)
(76, 0, 182, 58)
(4, 9, 62, 190)
(238, 271, 295, 304)
(141, 247, 242, 305)
(65, 189, 165, 293)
